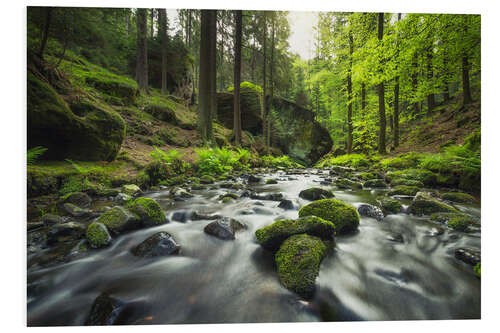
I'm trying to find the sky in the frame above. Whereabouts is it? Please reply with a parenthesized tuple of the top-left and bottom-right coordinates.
(166, 9, 319, 60)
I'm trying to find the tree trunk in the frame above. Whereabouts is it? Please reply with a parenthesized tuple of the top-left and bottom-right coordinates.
(251, 39, 256, 82)
(39, 7, 53, 59)
(262, 13, 267, 142)
(426, 48, 435, 115)
(136, 9, 148, 93)
(347, 32, 353, 154)
(267, 18, 275, 150)
(159, 9, 168, 95)
(209, 10, 217, 123)
(412, 53, 420, 115)
(462, 55, 472, 105)
(150, 9, 154, 38)
(125, 11, 130, 36)
(233, 10, 243, 146)
(442, 52, 450, 102)
(377, 13, 386, 154)
(393, 13, 401, 148)
(219, 31, 224, 91)
(198, 10, 215, 144)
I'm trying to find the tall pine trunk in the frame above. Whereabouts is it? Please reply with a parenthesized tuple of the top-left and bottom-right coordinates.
(267, 18, 275, 150)
(136, 9, 148, 93)
(377, 13, 386, 154)
(150, 9, 154, 38)
(393, 13, 401, 147)
(233, 10, 243, 146)
(159, 9, 168, 94)
(209, 10, 217, 122)
(262, 13, 267, 145)
(462, 55, 472, 105)
(198, 10, 216, 144)
(347, 32, 353, 154)
(39, 7, 53, 59)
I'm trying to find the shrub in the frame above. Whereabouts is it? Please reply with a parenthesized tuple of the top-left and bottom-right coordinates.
(261, 155, 303, 169)
(379, 152, 422, 170)
(315, 154, 370, 169)
(27, 146, 47, 165)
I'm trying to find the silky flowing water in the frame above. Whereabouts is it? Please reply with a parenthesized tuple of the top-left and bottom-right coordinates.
(27, 169, 481, 325)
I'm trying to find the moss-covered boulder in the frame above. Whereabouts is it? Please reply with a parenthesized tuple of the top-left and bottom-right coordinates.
(84, 74, 139, 105)
(298, 199, 359, 234)
(386, 169, 437, 187)
(144, 103, 178, 124)
(27, 169, 59, 197)
(270, 97, 332, 165)
(216, 82, 264, 135)
(275, 234, 327, 299)
(27, 72, 125, 161)
(390, 178, 424, 187)
(95, 206, 141, 234)
(363, 179, 387, 188)
(377, 196, 402, 215)
(357, 172, 384, 180)
(387, 185, 420, 196)
(255, 216, 336, 251)
(441, 192, 477, 204)
(126, 197, 167, 227)
(86, 222, 112, 248)
(334, 178, 363, 190)
(409, 192, 458, 216)
(121, 184, 142, 196)
(429, 212, 477, 231)
(299, 187, 334, 201)
(200, 175, 216, 184)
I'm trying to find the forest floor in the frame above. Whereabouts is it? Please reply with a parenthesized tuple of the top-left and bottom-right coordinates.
(390, 92, 481, 156)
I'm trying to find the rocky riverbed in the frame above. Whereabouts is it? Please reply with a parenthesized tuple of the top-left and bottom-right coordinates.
(27, 168, 481, 325)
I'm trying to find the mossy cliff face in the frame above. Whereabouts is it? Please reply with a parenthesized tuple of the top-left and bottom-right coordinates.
(255, 216, 335, 251)
(216, 83, 263, 135)
(275, 234, 327, 299)
(298, 199, 360, 235)
(27, 72, 125, 161)
(269, 97, 332, 165)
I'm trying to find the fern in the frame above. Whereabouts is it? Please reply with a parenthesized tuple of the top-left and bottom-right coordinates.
(66, 159, 90, 175)
(27, 146, 47, 165)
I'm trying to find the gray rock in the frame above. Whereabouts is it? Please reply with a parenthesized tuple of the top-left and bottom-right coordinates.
(455, 248, 481, 266)
(132, 232, 180, 257)
(84, 293, 126, 325)
(172, 211, 190, 223)
(278, 199, 295, 210)
(204, 218, 247, 240)
(47, 222, 85, 245)
(357, 204, 384, 221)
(247, 175, 262, 183)
(114, 193, 132, 205)
(42, 214, 64, 226)
(63, 203, 90, 217)
(63, 192, 92, 208)
(299, 187, 334, 201)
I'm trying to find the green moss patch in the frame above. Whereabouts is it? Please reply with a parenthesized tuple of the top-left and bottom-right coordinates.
(275, 234, 327, 299)
(86, 222, 112, 248)
(386, 169, 437, 187)
(409, 192, 458, 216)
(377, 196, 402, 215)
(441, 192, 477, 204)
(96, 206, 141, 234)
(387, 185, 420, 196)
(255, 216, 336, 251)
(126, 197, 166, 227)
(299, 187, 335, 201)
(298, 199, 359, 235)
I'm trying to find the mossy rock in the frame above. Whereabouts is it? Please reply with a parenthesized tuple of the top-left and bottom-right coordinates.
(429, 212, 477, 232)
(377, 196, 402, 215)
(96, 206, 141, 234)
(221, 197, 234, 204)
(27, 169, 59, 197)
(143, 161, 176, 185)
(28, 72, 126, 161)
(126, 197, 167, 227)
(200, 175, 216, 184)
(363, 179, 387, 188)
(255, 216, 336, 251)
(387, 185, 420, 196)
(275, 234, 327, 299)
(219, 193, 239, 200)
(357, 172, 384, 180)
(409, 192, 458, 216)
(390, 178, 424, 187)
(266, 178, 278, 184)
(144, 104, 178, 124)
(441, 192, 477, 204)
(298, 199, 359, 235)
(299, 187, 335, 201)
(121, 184, 142, 196)
(85, 222, 112, 248)
(84, 73, 139, 105)
(334, 178, 363, 190)
(474, 262, 481, 278)
(386, 169, 437, 187)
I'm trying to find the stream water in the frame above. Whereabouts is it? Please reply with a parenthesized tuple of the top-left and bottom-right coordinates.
(27, 169, 481, 325)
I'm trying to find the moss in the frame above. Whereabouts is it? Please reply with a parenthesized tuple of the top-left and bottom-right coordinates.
(200, 174, 216, 184)
(298, 199, 359, 234)
(159, 175, 187, 186)
(144, 103, 178, 124)
(221, 197, 234, 204)
(126, 197, 166, 226)
(27, 169, 59, 197)
(363, 179, 387, 188)
(121, 184, 141, 196)
(96, 206, 140, 233)
(28, 72, 125, 161)
(441, 192, 477, 204)
(377, 196, 402, 215)
(448, 216, 472, 232)
(85, 222, 112, 248)
(255, 216, 335, 251)
(219, 193, 239, 200)
(357, 172, 383, 180)
(409, 192, 458, 216)
(390, 178, 424, 187)
(386, 169, 437, 187)
(387, 185, 420, 196)
(266, 178, 278, 184)
(275, 234, 327, 299)
(59, 176, 96, 196)
(299, 187, 335, 201)
(334, 179, 362, 190)
(144, 161, 176, 185)
(473, 262, 481, 278)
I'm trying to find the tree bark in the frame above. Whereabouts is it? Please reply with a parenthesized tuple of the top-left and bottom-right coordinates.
(39, 7, 53, 59)
(377, 12, 386, 154)
(393, 13, 401, 147)
(198, 10, 215, 144)
(262, 13, 267, 143)
(462, 55, 472, 105)
(159, 9, 168, 94)
(426, 47, 435, 115)
(150, 9, 155, 38)
(136, 8, 148, 93)
(233, 10, 243, 146)
(347, 32, 353, 154)
(209, 10, 217, 123)
(267, 17, 275, 150)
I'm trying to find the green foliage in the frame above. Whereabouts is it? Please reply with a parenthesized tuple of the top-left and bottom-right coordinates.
(126, 197, 166, 226)
(315, 153, 370, 169)
(27, 146, 48, 165)
(194, 147, 254, 175)
(474, 262, 481, 278)
(227, 81, 264, 95)
(150, 146, 184, 163)
(298, 199, 360, 234)
(260, 155, 304, 169)
(379, 152, 422, 170)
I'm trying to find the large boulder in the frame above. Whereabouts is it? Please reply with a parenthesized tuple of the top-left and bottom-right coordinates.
(255, 216, 335, 251)
(85, 222, 112, 248)
(275, 234, 327, 299)
(131, 232, 180, 257)
(95, 206, 141, 234)
(409, 192, 458, 216)
(299, 187, 334, 201)
(270, 97, 332, 165)
(27, 72, 126, 161)
(298, 199, 360, 235)
(126, 197, 167, 227)
(216, 83, 263, 135)
(204, 217, 247, 240)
